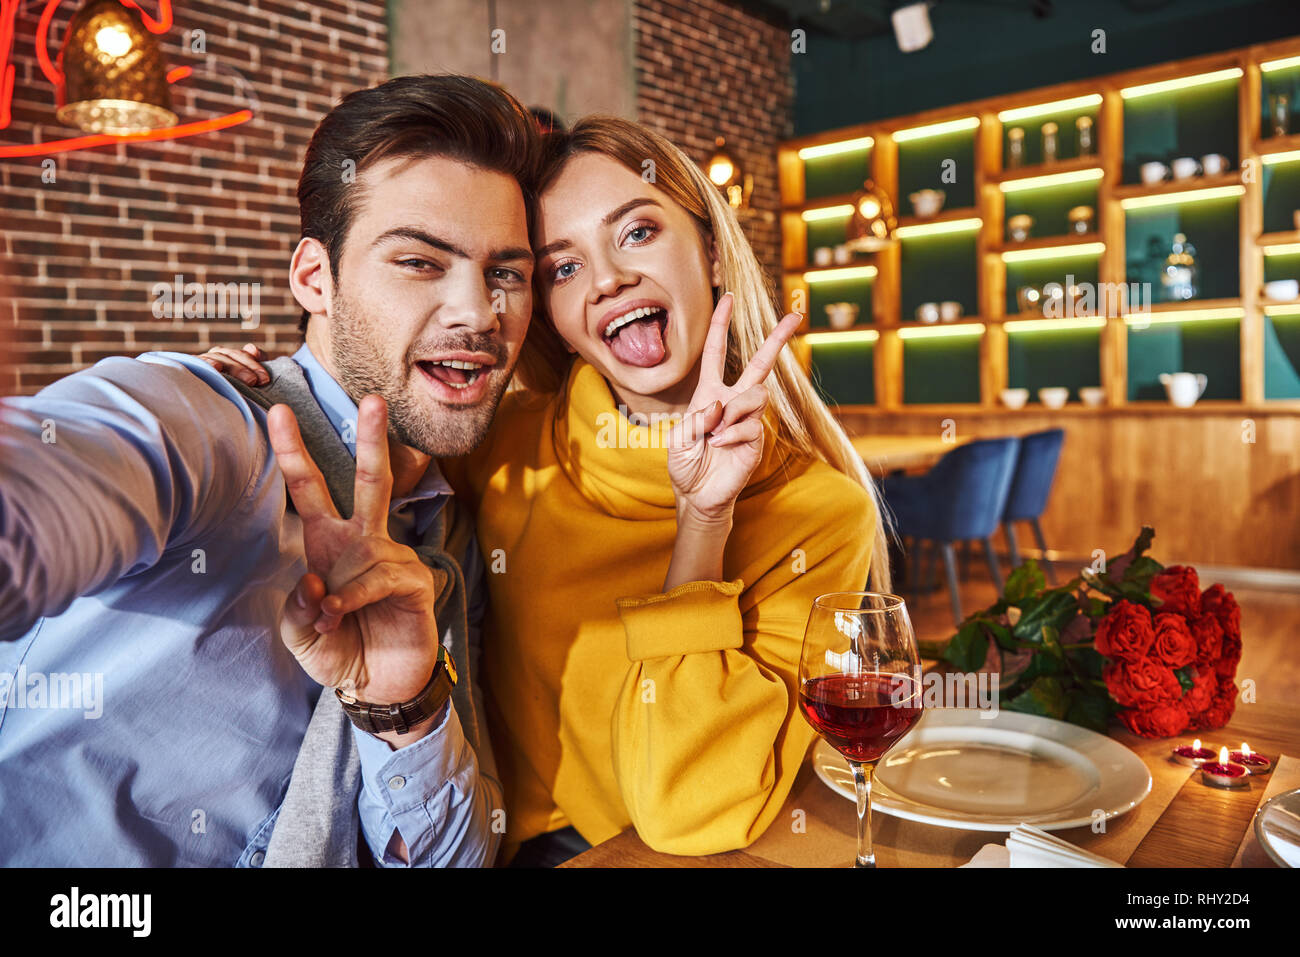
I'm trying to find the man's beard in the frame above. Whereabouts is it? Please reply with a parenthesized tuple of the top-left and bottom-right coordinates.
(327, 293, 512, 456)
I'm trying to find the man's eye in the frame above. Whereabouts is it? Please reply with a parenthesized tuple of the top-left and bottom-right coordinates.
(489, 267, 525, 283)
(397, 258, 436, 270)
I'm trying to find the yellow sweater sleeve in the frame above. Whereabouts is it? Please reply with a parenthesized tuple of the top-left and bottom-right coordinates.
(610, 498, 874, 856)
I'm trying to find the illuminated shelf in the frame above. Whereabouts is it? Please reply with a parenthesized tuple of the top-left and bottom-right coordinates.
(994, 234, 1104, 259)
(784, 191, 857, 216)
(797, 264, 878, 282)
(992, 157, 1105, 189)
(800, 326, 880, 344)
(1113, 173, 1243, 204)
(1258, 232, 1300, 255)
(1254, 132, 1300, 163)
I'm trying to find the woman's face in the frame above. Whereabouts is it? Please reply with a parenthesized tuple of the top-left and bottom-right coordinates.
(534, 152, 720, 416)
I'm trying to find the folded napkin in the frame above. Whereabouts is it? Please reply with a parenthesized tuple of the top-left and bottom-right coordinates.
(960, 824, 1124, 868)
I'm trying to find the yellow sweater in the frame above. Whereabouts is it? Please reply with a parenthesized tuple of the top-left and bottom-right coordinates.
(445, 359, 875, 859)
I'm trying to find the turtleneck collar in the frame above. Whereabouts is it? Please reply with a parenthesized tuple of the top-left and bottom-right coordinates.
(551, 358, 797, 519)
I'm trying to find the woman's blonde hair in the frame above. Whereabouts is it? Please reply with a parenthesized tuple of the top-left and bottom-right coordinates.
(517, 116, 893, 591)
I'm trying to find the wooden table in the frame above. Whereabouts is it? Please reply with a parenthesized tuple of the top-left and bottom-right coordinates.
(562, 700, 1300, 868)
(851, 434, 969, 473)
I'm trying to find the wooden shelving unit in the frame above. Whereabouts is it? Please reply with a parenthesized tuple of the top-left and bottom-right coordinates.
(779, 35, 1300, 411)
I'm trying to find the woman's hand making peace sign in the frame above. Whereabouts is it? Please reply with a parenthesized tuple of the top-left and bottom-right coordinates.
(666, 292, 802, 526)
(661, 293, 801, 591)
(269, 394, 444, 746)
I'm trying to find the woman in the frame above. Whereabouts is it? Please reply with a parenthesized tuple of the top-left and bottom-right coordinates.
(204, 116, 892, 864)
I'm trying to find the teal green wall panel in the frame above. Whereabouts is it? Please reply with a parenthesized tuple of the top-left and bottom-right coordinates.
(803, 149, 872, 200)
(807, 278, 873, 330)
(1123, 198, 1240, 301)
(811, 340, 874, 406)
(1126, 318, 1241, 401)
(899, 233, 978, 319)
(1264, 313, 1300, 400)
(903, 336, 981, 404)
(1007, 328, 1102, 399)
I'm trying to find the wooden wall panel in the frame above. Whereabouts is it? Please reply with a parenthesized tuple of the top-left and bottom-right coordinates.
(835, 408, 1300, 570)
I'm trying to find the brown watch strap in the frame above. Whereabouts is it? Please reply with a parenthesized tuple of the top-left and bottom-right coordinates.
(335, 645, 458, 735)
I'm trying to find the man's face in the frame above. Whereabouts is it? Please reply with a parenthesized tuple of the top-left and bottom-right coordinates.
(311, 154, 533, 456)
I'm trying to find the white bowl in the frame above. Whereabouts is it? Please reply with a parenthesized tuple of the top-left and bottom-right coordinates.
(1079, 387, 1105, 407)
(1000, 388, 1029, 409)
(1038, 387, 1069, 409)
(1263, 279, 1299, 301)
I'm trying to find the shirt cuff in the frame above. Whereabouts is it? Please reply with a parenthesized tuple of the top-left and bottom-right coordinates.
(615, 578, 746, 661)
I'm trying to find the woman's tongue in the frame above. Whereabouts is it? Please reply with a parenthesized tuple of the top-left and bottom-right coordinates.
(608, 316, 666, 367)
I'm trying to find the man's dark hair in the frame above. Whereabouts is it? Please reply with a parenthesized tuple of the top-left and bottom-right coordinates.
(296, 74, 539, 334)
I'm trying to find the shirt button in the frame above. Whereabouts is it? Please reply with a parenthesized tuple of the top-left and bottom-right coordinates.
(250, 850, 265, 867)
(388, 775, 406, 791)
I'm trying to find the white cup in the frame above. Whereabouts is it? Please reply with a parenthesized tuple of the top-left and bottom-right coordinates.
(1160, 372, 1208, 408)
(1000, 388, 1029, 409)
(813, 246, 833, 266)
(1141, 161, 1169, 184)
(915, 302, 940, 324)
(1038, 387, 1069, 409)
(1171, 157, 1200, 180)
(1079, 386, 1105, 407)
(1201, 153, 1229, 176)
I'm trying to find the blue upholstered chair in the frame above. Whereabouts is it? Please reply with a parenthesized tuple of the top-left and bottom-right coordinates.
(881, 436, 1020, 626)
(1001, 428, 1066, 585)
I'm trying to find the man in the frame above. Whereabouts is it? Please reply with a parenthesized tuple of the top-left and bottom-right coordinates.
(0, 74, 537, 866)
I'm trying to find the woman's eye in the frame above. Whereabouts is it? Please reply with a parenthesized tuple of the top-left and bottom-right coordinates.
(552, 261, 579, 282)
(626, 224, 658, 244)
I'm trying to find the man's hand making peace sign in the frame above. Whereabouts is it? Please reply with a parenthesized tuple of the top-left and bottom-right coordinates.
(269, 394, 443, 748)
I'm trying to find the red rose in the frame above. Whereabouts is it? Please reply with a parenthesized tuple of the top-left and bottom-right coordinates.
(1104, 658, 1182, 708)
(1187, 614, 1223, 669)
(1150, 565, 1201, 617)
(1095, 600, 1155, 663)
(1215, 630, 1242, 679)
(1191, 679, 1237, 731)
(1119, 701, 1190, 738)
(1150, 613, 1197, 669)
(1201, 584, 1241, 642)
(1183, 665, 1218, 715)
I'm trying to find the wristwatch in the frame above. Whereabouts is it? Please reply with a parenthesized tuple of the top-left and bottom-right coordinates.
(335, 645, 458, 735)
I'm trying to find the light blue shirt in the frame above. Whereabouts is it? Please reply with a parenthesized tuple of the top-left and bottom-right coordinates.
(0, 347, 497, 867)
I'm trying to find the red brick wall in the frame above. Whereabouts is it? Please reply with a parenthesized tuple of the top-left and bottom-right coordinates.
(0, 0, 388, 395)
(633, 0, 792, 282)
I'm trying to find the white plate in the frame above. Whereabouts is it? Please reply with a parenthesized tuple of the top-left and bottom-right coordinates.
(812, 708, 1152, 831)
(1253, 788, 1300, 868)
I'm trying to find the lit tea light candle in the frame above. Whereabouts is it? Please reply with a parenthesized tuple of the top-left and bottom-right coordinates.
(1171, 738, 1216, 767)
(1200, 746, 1250, 789)
(1227, 743, 1272, 775)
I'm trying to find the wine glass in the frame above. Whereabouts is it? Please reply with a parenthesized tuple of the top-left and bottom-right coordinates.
(798, 592, 923, 868)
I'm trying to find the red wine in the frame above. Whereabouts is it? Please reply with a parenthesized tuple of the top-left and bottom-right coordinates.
(799, 672, 922, 763)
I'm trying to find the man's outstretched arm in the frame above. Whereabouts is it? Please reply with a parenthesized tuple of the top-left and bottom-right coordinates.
(0, 354, 267, 640)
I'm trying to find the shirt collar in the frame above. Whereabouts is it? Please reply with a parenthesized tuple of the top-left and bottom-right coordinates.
(291, 344, 452, 517)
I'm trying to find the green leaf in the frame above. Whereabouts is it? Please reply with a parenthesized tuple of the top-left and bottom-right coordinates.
(987, 622, 1016, 651)
(1003, 560, 1046, 604)
(1124, 556, 1164, 593)
(1012, 590, 1077, 644)
(1174, 664, 1196, 693)
(1067, 646, 1107, 680)
(943, 620, 989, 673)
(1065, 691, 1112, 733)
(1005, 676, 1069, 720)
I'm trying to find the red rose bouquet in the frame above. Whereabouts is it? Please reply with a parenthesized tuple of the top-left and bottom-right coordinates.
(942, 527, 1242, 737)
